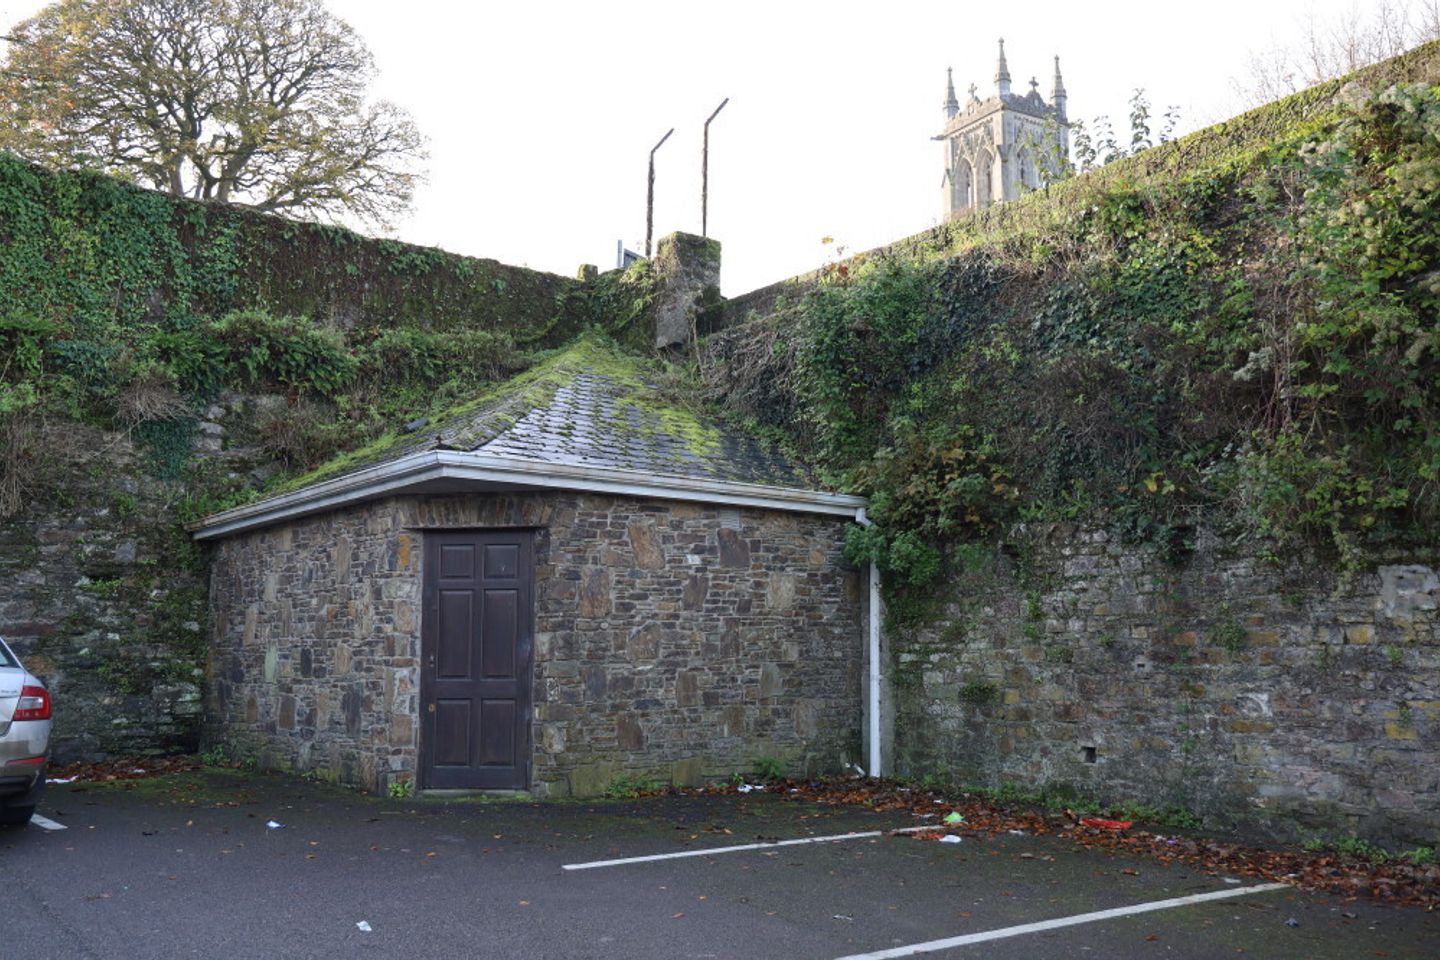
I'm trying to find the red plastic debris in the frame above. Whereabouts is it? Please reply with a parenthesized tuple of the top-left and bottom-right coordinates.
(1080, 818, 1134, 831)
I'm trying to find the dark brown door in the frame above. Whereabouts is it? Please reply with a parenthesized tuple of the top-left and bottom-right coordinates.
(421, 530, 533, 790)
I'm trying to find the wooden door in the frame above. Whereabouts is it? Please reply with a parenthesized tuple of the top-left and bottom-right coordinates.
(421, 530, 533, 790)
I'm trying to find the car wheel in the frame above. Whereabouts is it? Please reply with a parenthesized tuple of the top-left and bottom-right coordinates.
(0, 805, 35, 826)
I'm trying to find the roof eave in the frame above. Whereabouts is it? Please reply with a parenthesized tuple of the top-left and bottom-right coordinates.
(189, 450, 868, 541)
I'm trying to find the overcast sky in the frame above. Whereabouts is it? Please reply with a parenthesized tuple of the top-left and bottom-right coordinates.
(0, 1, 1400, 294)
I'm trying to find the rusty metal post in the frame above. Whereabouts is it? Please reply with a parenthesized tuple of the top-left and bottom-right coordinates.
(702, 98, 728, 238)
(645, 128, 674, 259)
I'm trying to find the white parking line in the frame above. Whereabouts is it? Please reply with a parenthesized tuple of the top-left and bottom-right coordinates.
(29, 814, 67, 832)
(562, 825, 936, 871)
(832, 882, 1291, 959)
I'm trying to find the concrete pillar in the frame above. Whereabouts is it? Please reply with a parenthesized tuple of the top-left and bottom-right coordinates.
(652, 232, 721, 352)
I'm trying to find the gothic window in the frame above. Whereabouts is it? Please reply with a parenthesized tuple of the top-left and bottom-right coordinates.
(1018, 148, 1039, 190)
(975, 150, 994, 209)
(954, 157, 974, 210)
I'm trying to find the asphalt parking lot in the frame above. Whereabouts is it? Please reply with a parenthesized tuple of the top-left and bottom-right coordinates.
(4, 770, 1438, 959)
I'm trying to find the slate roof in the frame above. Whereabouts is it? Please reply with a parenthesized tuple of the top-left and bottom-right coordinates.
(288, 336, 810, 492)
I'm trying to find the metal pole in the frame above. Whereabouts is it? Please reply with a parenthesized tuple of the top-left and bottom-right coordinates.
(702, 98, 728, 238)
(645, 128, 674, 259)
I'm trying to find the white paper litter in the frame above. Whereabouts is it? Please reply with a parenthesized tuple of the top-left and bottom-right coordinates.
(47, 776, 79, 784)
(265, 820, 284, 829)
(736, 783, 765, 793)
(939, 835, 962, 844)
(356, 921, 372, 932)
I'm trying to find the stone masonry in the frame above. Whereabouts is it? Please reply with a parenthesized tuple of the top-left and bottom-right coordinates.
(207, 492, 864, 797)
(894, 524, 1440, 847)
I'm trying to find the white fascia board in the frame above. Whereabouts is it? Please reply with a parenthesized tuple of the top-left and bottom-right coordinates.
(190, 450, 867, 540)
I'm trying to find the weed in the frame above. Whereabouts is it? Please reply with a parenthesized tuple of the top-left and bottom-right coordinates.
(199, 745, 229, 767)
(1403, 846, 1435, 866)
(604, 774, 662, 799)
(1335, 836, 1389, 862)
(387, 779, 414, 800)
(959, 679, 998, 706)
(752, 756, 786, 780)
(84, 577, 123, 598)
(1210, 620, 1248, 654)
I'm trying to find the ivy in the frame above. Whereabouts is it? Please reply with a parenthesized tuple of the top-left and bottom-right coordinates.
(716, 80, 1440, 593)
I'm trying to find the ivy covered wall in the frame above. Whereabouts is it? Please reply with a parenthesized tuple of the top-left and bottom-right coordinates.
(704, 43, 1440, 844)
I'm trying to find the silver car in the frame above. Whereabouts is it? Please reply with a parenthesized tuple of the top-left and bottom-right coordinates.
(0, 636, 51, 827)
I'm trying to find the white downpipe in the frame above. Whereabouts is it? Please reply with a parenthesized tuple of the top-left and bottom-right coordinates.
(855, 508, 882, 778)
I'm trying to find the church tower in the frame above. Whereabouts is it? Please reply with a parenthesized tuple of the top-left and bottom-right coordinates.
(936, 40, 1069, 220)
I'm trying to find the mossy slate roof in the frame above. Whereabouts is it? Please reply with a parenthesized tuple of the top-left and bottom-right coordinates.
(289, 337, 809, 492)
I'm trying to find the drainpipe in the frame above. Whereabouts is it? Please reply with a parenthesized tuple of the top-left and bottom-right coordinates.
(854, 508, 882, 778)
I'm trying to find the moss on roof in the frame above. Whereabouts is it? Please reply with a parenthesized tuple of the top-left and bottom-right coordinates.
(273, 334, 806, 494)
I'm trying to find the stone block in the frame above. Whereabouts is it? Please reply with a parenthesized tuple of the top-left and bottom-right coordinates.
(1344, 624, 1374, 645)
(579, 567, 612, 618)
(568, 761, 617, 798)
(759, 662, 783, 699)
(717, 528, 750, 568)
(617, 714, 646, 750)
(628, 521, 665, 570)
(670, 756, 705, 787)
(627, 622, 661, 661)
(677, 670, 701, 707)
(683, 574, 708, 610)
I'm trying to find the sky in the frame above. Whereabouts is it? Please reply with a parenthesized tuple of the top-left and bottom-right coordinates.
(0, 0, 1402, 295)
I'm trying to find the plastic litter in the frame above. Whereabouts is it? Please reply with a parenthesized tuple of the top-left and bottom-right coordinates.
(938, 835, 962, 844)
(266, 820, 285, 829)
(1007, 829, 1026, 836)
(943, 811, 965, 825)
(833, 914, 854, 922)
(1224, 877, 1242, 885)
(1284, 918, 1300, 928)
(1078, 818, 1133, 831)
(736, 784, 765, 794)
(47, 776, 78, 784)
(356, 921, 372, 933)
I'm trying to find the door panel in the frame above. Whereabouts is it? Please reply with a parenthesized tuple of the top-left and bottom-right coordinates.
(482, 590, 518, 677)
(437, 590, 474, 677)
(479, 700, 516, 765)
(421, 530, 534, 790)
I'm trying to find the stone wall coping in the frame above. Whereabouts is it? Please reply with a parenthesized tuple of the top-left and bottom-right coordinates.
(189, 449, 867, 540)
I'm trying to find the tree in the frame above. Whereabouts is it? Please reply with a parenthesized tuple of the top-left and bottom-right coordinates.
(1233, 0, 1440, 108)
(1068, 90, 1180, 175)
(0, 0, 426, 225)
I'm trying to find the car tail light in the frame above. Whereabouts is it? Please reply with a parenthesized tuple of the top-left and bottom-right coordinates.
(13, 685, 50, 721)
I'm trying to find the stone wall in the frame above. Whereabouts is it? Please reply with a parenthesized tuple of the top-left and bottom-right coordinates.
(893, 525, 1440, 847)
(207, 492, 864, 796)
(0, 422, 207, 761)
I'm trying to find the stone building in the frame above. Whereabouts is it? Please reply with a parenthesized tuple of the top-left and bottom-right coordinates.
(937, 39, 1069, 219)
(191, 334, 875, 797)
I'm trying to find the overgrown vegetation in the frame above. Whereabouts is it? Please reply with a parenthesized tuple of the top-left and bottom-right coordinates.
(0, 150, 607, 517)
(706, 47, 1440, 611)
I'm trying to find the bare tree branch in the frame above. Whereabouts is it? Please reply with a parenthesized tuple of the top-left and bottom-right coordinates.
(1232, 0, 1440, 108)
(0, 0, 427, 226)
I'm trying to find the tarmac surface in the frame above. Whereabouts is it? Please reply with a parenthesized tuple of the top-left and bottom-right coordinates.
(4, 769, 1438, 959)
